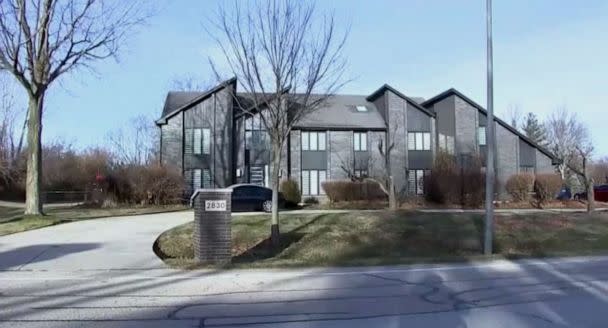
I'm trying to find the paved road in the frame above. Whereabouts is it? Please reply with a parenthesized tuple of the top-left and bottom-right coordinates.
(2, 212, 608, 327)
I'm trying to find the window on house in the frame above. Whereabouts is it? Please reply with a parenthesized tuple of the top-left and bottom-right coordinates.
(310, 132, 318, 151)
(193, 129, 202, 155)
(301, 131, 326, 151)
(245, 115, 268, 150)
(191, 168, 211, 190)
(520, 166, 534, 174)
(184, 129, 194, 154)
(356, 105, 368, 112)
(202, 129, 211, 154)
(354, 170, 368, 178)
(193, 169, 202, 190)
(354, 132, 367, 151)
(408, 132, 431, 151)
(185, 128, 210, 155)
(408, 169, 430, 195)
(478, 126, 487, 146)
(301, 170, 327, 196)
(203, 169, 211, 188)
(319, 170, 327, 195)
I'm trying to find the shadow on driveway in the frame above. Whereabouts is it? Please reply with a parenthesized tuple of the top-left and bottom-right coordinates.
(0, 243, 101, 270)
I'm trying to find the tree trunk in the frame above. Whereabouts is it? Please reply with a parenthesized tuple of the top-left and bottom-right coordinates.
(388, 176, 398, 210)
(270, 143, 282, 248)
(586, 178, 595, 213)
(24, 94, 43, 215)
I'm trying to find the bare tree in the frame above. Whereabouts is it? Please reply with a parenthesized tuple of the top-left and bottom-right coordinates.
(0, 72, 25, 182)
(170, 74, 215, 92)
(575, 144, 594, 213)
(0, 0, 148, 215)
(545, 107, 590, 181)
(106, 114, 158, 166)
(208, 0, 348, 246)
(591, 157, 608, 185)
(504, 103, 522, 130)
(376, 112, 402, 210)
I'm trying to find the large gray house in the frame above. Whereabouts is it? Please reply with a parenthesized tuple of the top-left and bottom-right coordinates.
(156, 77, 557, 199)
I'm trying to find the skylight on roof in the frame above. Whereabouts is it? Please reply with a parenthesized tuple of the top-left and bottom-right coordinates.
(355, 105, 368, 112)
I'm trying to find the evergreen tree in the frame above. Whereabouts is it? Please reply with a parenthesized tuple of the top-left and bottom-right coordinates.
(521, 112, 547, 146)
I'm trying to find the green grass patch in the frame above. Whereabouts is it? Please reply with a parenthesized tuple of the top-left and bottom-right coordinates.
(0, 205, 188, 236)
(156, 210, 608, 269)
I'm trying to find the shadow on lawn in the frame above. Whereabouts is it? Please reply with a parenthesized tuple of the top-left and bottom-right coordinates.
(232, 214, 329, 264)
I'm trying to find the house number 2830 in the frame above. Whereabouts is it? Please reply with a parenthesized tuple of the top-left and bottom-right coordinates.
(205, 200, 227, 212)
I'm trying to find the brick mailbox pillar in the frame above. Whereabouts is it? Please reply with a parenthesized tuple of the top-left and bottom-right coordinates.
(190, 189, 232, 264)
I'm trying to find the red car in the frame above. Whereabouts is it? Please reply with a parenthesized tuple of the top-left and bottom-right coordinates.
(574, 185, 608, 202)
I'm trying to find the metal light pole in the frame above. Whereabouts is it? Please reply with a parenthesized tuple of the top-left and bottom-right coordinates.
(484, 0, 495, 255)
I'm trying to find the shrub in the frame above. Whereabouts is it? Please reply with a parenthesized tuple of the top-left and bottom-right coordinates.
(303, 196, 319, 205)
(102, 164, 185, 205)
(280, 179, 301, 207)
(322, 179, 386, 202)
(424, 151, 459, 204)
(424, 151, 486, 207)
(534, 174, 562, 206)
(460, 158, 486, 208)
(505, 173, 534, 201)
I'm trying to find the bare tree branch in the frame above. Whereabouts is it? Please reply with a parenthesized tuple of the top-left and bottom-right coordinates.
(0, 0, 150, 214)
(207, 0, 349, 245)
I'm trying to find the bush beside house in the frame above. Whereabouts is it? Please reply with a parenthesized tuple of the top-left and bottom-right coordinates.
(424, 151, 486, 207)
(505, 173, 535, 202)
(534, 174, 563, 207)
(280, 179, 301, 207)
(322, 180, 386, 203)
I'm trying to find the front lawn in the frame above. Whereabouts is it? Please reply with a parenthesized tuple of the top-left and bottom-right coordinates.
(0, 205, 188, 236)
(156, 210, 608, 269)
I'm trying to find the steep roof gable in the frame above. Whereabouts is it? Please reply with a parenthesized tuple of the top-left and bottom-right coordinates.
(156, 77, 237, 125)
(422, 88, 558, 163)
(367, 84, 435, 117)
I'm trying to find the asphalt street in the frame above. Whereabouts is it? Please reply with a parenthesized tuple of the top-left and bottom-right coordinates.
(1, 211, 608, 327)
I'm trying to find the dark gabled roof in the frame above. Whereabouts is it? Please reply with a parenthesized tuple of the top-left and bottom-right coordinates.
(156, 77, 237, 125)
(293, 94, 386, 129)
(366, 84, 435, 117)
(421, 88, 558, 163)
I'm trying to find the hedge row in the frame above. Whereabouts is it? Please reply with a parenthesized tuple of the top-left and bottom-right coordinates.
(322, 180, 386, 202)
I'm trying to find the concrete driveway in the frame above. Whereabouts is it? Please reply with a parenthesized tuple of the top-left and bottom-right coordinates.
(2, 211, 608, 327)
(0, 211, 192, 271)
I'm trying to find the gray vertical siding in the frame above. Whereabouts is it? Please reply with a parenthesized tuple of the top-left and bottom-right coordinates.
(161, 86, 557, 201)
(289, 130, 301, 184)
(406, 102, 434, 170)
(454, 97, 478, 155)
(160, 112, 183, 170)
(301, 151, 328, 170)
(213, 88, 233, 187)
(387, 91, 408, 194)
(431, 96, 456, 139)
(329, 131, 352, 180)
(234, 116, 246, 184)
(179, 87, 233, 188)
(519, 139, 536, 168)
(495, 122, 519, 199)
(368, 131, 386, 179)
(536, 149, 554, 174)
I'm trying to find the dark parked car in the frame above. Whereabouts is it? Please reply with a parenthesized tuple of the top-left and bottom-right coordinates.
(573, 185, 608, 202)
(228, 184, 284, 212)
(556, 187, 572, 200)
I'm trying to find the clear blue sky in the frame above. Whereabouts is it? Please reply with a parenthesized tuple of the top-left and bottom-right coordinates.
(14, 0, 608, 157)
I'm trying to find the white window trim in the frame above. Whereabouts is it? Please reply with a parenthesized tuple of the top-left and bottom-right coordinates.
(478, 126, 487, 146)
(301, 169, 327, 196)
(301, 131, 326, 151)
(408, 132, 431, 151)
(354, 132, 368, 151)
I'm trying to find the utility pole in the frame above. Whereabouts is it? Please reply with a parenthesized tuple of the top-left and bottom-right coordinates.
(484, 0, 495, 255)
